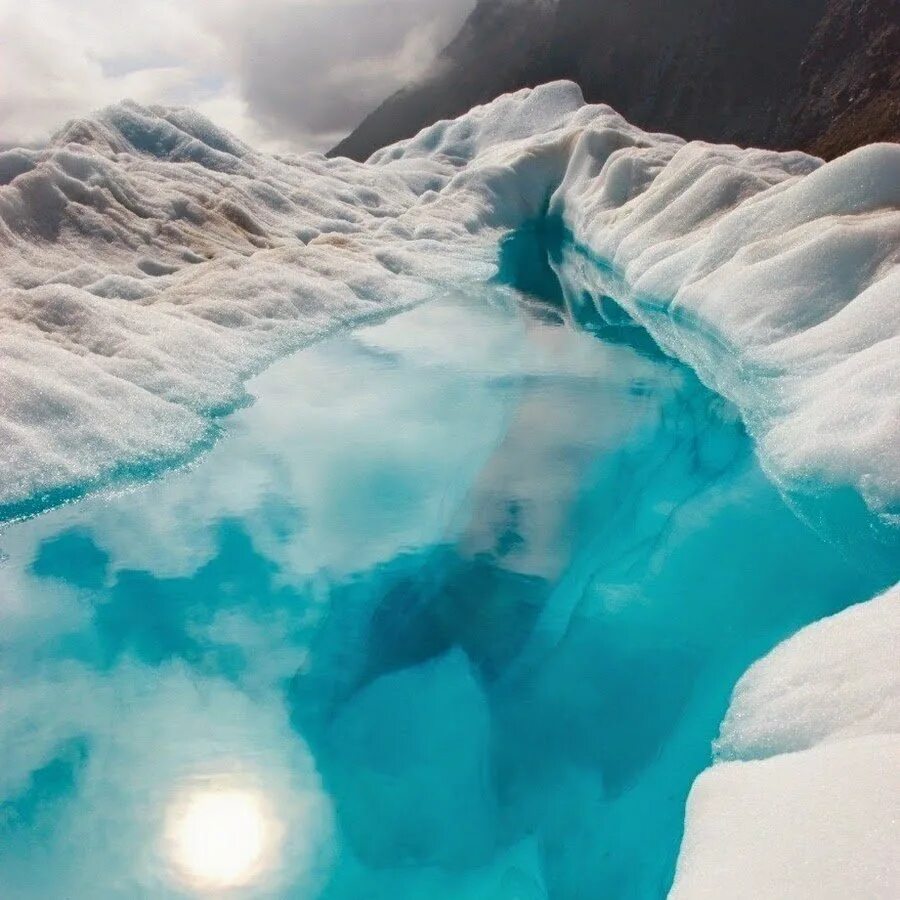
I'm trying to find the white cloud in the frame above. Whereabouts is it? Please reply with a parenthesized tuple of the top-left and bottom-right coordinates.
(0, 0, 474, 151)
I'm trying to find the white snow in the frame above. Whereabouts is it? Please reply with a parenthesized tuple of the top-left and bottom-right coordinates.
(0, 102, 467, 509)
(671, 584, 900, 899)
(716, 586, 900, 760)
(670, 734, 899, 900)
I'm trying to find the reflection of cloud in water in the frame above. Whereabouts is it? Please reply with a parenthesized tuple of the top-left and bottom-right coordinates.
(458, 375, 662, 579)
(0, 661, 333, 898)
(4, 294, 667, 594)
(35, 298, 522, 585)
(359, 295, 675, 581)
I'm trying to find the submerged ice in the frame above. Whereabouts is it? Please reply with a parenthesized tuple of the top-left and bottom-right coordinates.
(0, 81, 898, 897)
(0, 294, 891, 898)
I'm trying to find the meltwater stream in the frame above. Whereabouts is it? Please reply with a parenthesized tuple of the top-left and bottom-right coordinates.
(0, 286, 891, 898)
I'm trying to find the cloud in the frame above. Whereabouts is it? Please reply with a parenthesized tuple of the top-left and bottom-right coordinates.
(0, 0, 475, 152)
(222, 0, 475, 148)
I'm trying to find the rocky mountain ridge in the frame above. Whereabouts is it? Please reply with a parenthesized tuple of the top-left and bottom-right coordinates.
(330, 0, 899, 161)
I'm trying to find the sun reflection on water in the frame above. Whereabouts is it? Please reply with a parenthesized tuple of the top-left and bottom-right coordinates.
(164, 783, 282, 893)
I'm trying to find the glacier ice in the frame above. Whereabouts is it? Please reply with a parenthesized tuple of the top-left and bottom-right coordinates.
(671, 735, 898, 899)
(1, 84, 898, 523)
(671, 584, 900, 899)
(0, 81, 898, 897)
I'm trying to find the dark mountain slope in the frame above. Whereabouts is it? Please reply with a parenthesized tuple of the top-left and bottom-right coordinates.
(780, 0, 900, 158)
(329, 0, 899, 161)
(329, 0, 558, 161)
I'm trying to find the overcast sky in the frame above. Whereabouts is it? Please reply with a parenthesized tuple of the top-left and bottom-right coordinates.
(0, 0, 475, 152)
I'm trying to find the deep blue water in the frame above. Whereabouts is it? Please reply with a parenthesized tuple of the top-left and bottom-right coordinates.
(0, 280, 892, 898)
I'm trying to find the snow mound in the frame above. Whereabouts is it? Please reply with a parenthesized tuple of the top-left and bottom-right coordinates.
(0, 101, 480, 515)
(548, 138, 900, 519)
(1, 82, 898, 527)
(670, 734, 899, 900)
(716, 586, 900, 761)
(671, 584, 900, 898)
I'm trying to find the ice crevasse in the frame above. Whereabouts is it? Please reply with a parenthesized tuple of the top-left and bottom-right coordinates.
(0, 80, 897, 895)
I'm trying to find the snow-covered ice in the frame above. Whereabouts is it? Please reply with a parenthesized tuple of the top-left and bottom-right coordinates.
(671, 584, 900, 899)
(2, 83, 898, 522)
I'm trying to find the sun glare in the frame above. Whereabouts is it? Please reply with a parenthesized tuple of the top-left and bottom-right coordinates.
(166, 787, 273, 891)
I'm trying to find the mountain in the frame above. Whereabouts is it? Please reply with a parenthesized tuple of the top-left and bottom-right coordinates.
(329, 0, 900, 161)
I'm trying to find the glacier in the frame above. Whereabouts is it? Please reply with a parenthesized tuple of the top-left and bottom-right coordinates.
(3, 82, 898, 525)
(0, 80, 898, 896)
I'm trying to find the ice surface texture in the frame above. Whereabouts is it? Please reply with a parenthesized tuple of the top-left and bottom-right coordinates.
(671, 584, 900, 899)
(1, 82, 898, 524)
